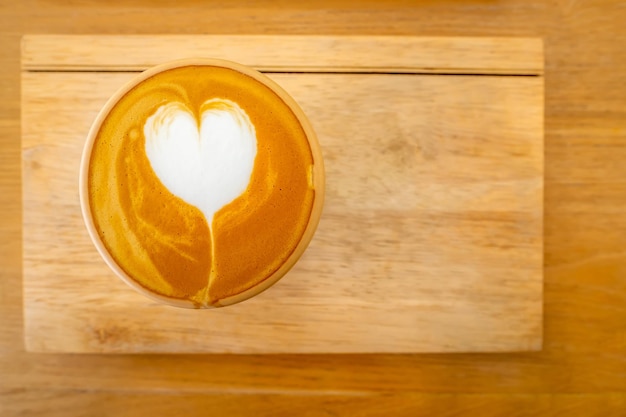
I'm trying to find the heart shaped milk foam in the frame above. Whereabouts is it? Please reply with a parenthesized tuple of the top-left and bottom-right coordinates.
(144, 99, 257, 231)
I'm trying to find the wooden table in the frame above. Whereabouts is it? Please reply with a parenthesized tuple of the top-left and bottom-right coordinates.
(1, 1, 625, 415)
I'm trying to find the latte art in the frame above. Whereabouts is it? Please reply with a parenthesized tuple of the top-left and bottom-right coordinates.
(144, 99, 257, 225)
(82, 61, 324, 308)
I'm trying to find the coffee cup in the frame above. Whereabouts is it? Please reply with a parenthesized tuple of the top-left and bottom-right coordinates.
(79, 59, 324, 308)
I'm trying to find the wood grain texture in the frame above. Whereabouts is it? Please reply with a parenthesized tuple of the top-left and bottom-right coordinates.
(2, 390, 625, 417)
(22, 57, 543, 353)
(21, 34, 544, 74)
(2, 0, 626, 415)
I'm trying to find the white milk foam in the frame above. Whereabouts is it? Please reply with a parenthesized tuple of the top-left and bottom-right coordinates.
(144, 99, 257, 225)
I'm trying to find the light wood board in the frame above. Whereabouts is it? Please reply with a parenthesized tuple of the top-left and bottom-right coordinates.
(21, 35, 543, 353)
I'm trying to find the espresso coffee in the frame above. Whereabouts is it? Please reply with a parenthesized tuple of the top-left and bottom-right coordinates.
(81, 60, 324, 308)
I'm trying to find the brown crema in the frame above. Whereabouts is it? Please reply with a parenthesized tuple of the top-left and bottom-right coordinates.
(88, 65, 315, 306)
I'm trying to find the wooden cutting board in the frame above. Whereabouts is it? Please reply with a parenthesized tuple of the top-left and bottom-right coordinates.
(21, 35, 544, 353)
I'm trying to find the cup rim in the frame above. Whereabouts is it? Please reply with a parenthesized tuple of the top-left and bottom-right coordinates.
(79, 58, 325, 309)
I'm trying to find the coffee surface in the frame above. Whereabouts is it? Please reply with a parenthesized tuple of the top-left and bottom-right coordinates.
(87, 65, 315, 306)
